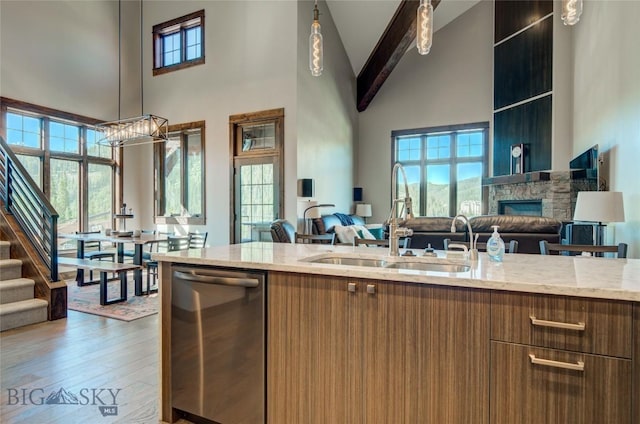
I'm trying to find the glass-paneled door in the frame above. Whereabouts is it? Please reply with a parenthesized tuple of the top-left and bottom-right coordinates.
(234, 157, 279, 243)
(229, 108, 284, 244)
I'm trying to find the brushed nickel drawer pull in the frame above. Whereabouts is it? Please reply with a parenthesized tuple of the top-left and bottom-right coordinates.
(529, 354, 585, 371)
(529, 315, 586, 331)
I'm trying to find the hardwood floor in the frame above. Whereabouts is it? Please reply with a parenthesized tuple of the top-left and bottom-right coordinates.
(0, 310, 159, 424)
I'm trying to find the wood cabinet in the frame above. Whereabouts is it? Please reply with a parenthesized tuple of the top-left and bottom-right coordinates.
(490, 291, 635, 424)
(267, 271, 490, 424)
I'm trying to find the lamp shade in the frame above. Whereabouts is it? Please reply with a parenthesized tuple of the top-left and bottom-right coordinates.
(356, 203, 372, 218)
(303, 201, 321, 219)
(573, 191, 625, 223)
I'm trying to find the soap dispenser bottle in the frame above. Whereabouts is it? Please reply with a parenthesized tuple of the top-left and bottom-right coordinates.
(486, 225, 505, 262)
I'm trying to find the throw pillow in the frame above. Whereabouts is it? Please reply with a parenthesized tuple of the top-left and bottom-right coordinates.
(353, 225, 376, 240)
(312, 218, 326, 235)
(333, 225, 360, 244)
(334, 225, 376, 244)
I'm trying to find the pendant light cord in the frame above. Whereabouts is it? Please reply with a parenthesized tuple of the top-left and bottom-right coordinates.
(140, 0, 144, 115)
(118, 0, 121, 121)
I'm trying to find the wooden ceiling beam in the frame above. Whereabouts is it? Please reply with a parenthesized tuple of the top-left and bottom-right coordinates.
(356, 0, 441, 112)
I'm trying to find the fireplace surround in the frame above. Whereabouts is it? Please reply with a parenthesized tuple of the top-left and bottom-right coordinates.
(484, 171, 597, 221)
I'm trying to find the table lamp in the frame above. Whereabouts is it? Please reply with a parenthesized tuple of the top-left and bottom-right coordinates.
(573, 191, 625, 245)
(355, 203, 372, 223)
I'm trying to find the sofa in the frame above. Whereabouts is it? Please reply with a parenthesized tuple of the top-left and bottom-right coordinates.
(312, 214, 365, 235)
(312, 214, 368, 245)
(400, 215, 562, 254)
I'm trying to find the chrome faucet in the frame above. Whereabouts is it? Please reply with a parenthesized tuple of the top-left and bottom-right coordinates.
(451, 214, 478, 261)
(387, 164, 414, 256)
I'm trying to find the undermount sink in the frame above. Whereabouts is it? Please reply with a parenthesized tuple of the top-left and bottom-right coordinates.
(384, 262, 470, 273)
(310, 256, 387, 268)
(304, 254, 470, 273)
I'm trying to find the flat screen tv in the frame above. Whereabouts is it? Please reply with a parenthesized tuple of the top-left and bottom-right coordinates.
(569, 144, 600, 187)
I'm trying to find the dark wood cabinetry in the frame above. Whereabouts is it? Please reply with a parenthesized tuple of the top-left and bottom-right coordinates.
(490, 342, 632, 424)
(267, 274, 637, 424)
(490, 291, 635, 423)
(267, 272, 490, 424)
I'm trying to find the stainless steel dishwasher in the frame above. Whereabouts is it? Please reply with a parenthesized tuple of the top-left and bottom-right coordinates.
(171, 265, 265, 424)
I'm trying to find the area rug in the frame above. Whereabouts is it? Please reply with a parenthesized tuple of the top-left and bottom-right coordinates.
(66, 277, 158, 322)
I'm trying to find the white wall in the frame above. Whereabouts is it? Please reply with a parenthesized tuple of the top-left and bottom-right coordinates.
(572, 0, 640, 258)
(357, 0, 494, 223)
(0, 1, 121, 120)
(125, 1, 299, 244)
(296, 0, 358, 227)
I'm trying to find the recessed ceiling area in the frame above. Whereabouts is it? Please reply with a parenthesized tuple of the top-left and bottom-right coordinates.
(325, 0, 482, 76)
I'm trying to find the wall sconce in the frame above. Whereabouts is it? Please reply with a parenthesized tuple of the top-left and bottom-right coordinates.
(298, 179, 314, 197)
(353, 187, 363, 202)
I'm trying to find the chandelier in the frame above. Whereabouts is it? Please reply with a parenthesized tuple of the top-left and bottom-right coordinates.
(97, 0, 168, 147)
(96, 115, 168, 147)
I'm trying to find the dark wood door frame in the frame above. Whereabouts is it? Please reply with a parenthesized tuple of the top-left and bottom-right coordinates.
(229, 108, 284, 244)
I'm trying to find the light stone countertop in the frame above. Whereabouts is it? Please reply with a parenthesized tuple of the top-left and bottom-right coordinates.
(153, 242, 640, 302)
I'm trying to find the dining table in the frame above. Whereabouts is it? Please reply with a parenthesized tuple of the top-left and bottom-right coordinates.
(59, 232, 169, 296)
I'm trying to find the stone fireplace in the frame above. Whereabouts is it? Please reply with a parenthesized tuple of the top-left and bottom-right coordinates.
(484, 171, 597, 221)
(498, 200, 542, 216)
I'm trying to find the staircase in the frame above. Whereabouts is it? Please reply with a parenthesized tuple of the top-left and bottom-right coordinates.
(0, 239, 48, 331)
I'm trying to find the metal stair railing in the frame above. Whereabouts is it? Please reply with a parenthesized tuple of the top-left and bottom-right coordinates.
(0, 136, 59, 281)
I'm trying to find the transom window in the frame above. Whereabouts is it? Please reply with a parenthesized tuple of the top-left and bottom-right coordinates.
(392, 122, 489, 217)
(153, 10, 205, 76)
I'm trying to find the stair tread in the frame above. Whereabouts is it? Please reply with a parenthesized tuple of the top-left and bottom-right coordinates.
(0, 259, 22, 266)
(0, 278, 35, 288)
(0, 298, 48, 314)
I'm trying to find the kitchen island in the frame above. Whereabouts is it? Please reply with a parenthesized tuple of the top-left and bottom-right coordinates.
(155, 242, 640, 424)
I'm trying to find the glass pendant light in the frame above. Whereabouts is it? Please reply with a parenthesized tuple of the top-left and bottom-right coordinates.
(561, 0, 583, 26)
(416, 0, 433, 55)
(309, 1, 323, 77)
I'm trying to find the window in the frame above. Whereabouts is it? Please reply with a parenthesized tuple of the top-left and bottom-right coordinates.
(1, 98, 118, 249)
(153, 10, 205, 76)
(154, 121, 205, 225)
(392, 122, 489, 217)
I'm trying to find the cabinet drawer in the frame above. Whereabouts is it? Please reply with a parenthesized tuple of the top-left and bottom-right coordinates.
(491, 291, 632, 358)
(490, 341, 632, 424)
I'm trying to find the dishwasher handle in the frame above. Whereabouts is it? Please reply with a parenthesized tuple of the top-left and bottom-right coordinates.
(173, 270, 260, 288)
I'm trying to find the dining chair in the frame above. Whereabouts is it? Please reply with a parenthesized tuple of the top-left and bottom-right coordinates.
(444, 238, 519, 254)
(123, 229, 157, 261)
(76, 231, 115, 280)
(154, 231, 176, 253)
(539, 240, 627, 258)
(188, 232, 208, 249)
(145, 235, 190, 294)
(295, 233, 336, 245)
(354, 237, 411, 248)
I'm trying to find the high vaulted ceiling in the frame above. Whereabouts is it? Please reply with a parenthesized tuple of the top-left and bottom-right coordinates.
(325, 0, 482, 76)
